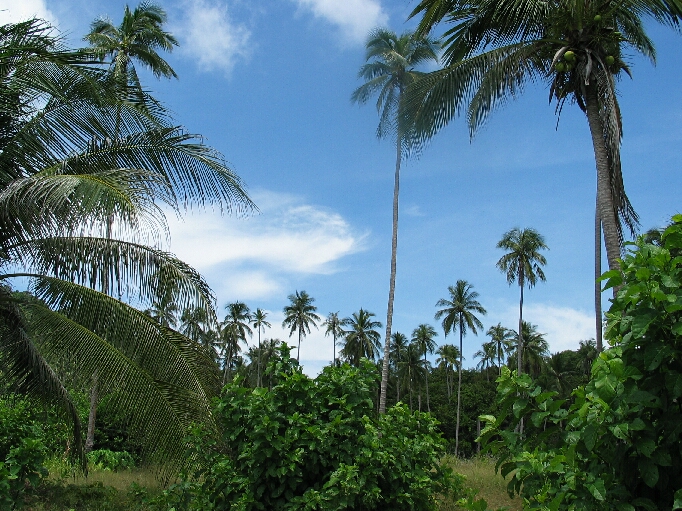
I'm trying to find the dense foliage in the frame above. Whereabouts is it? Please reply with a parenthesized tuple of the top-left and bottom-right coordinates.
(164, 346, 459, 510)
(480, 215, 682, 510)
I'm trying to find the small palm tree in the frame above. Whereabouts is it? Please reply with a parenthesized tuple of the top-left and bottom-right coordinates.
(474, 341, 497, 381)
(282, 290, 320, 363)
(322, 311, 345, 366)
(399, 342, 425, 411)
(436, 344, 461, 402)
(390, 331, 409, 402)
(508, 322, 550, 377)
(222, 302, 252, 381)
(352, 28, 439, 414)
(340, 309, 383, 366)
(435, 280, 487, 457)
(411, 324, 438, 412)
(251, 308, 271, 387)
(486, 323, 515, 375)
(180, 306, 209, 343)
(497, 228, 548, 376)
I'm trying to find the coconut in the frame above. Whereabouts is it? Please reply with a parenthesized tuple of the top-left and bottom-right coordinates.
(605, 55, 615, 66)
(564, 50, 576, 62)
(555, 62, 565, 72)
(594, 14, 602, 22)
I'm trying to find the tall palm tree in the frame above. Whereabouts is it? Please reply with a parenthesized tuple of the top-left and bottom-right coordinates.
(339, 309, 383, 366)
(435, 280, 487, 456)
(436, 343, 461, 402)
(180, 306, 209, 343)
(496, 227, 548, 376)
(251, 308, 270, 387)
(486, 323, 515, 376)
(0, 18, 252, 471)
(282, 290, 320, 363)
(352, 28, 439, 414)
(143, 280, 179, 328)
(390, 331, 409, 402)
(322, 311, 345, 366)
(411, 324, 438, 412)
(407, 0, 682, 271)
(407, 0, 682, 352)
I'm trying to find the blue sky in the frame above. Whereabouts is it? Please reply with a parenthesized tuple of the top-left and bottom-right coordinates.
(5, 0, 682, 375)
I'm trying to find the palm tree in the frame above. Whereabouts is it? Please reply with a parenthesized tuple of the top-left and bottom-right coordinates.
(399, 342, 425, 411)
(407, 0, 682, 352)
(144, 280, 179, 328)
(411, 324, 438, 412)
(390, 331, 409, 402)
(282, 290, 320, 363)
(496, 228, 548, 376)
(436, 344, 461, 402)
(251, 308, 270, 387)
(486, 323, 515, 375)
(577, 338, 598, 376)
(222, 301, 252, 380)
(84, 2, 178, 95)
(474, 341, 497, 381)
(339, 309, 383, 366)
(322, 311, 345, 366)
(508, 322, 550, 377)
(0, 19, 252, 471)
(180, 306, 209, 343)
(352, 28, 439, 414)
(435, 280, 487, 457)
(407, 0, 682, 272)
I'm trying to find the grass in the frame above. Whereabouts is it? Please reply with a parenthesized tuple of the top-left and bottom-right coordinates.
(439, 456, 523, 511)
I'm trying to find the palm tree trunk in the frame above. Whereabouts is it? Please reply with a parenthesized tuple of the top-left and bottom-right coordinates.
(380, 135, 402, 414)
(424, 352, 430, 412)
(297, 328, 301, 362)
(455, 325, 463, 457)
(595, 199, 603, 352)
(333, 332, 336, 366)
(257, 327, 262, 387)
(586, 81, 621, 276)
(84, 370, 98, 454)
(518, 270, 524, 376)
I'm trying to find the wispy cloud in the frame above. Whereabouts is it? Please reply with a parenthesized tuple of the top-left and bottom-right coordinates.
(174, 0, 251, 75)
(165, 190, 367, 301)
(404, 205, 425, 217)
(292, 0, 388, 44)
(0, 0, 58, 25)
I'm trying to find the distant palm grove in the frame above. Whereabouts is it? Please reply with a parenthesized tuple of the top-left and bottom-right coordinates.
(1, 0, 682, 510)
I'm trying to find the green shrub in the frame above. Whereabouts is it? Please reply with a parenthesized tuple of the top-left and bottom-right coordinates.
(87, 449, 136, 472)
(0, 399, 48, 509)
(166, 345, 460, 510)
(480, 215, 682, 510)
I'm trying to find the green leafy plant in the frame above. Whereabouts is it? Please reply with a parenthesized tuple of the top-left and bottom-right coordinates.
(87, 449, 136, 472)
(166, 345, 460, 510)
(479, 215, 682, 510)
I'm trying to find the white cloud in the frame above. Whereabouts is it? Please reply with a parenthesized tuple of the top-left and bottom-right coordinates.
(496, 303, 595, 353)
(404, 205, 425, 217)
(175, 0, 251, 75)
(166, 189, 367, 301)
(0, 0, 57, 25)
(292, 0, 388, 44)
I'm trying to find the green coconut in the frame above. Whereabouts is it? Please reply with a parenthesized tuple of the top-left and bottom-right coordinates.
(605, 55, 615, 66)
(555, 62, 565, 72)
(594, 14, 602, 22)
(564, 50, 576, 62)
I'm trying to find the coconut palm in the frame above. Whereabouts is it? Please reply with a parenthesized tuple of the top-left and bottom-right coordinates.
(282, 290, 320, 363)
(496, 228, 548, 376)
(84, 2, 177, 95)
(143, 280, 179, 328)
(340, 309, 383, 366)
(486, 323, 515, 375)
(436, 343, 461, 402)
(508, 322, 550, 377)
(435, 280, 486, 456)
(322, 311, 345, 367)
(180, 306, 209, 344)
(352, 28, 439, 414)
(411, 324, 438, 412)
(474, 340, 497, 381)
(399, 342, 425, 411)
(407, 0, 682, 272)
(250, 308, 270, 387)
(390, 331, 409, 402)
(0, 18, 252, 471)
(221, 301, 252, 380)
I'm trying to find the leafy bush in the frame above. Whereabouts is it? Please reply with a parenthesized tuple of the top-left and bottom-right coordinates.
(0, 399, 48, 509)
(87, 449, 136, 472)
(166, 346, 460, 510)
(480, 215, 682, 510)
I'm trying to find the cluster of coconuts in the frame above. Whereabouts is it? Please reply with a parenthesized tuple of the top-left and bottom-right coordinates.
(554, 14, 617, 73)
